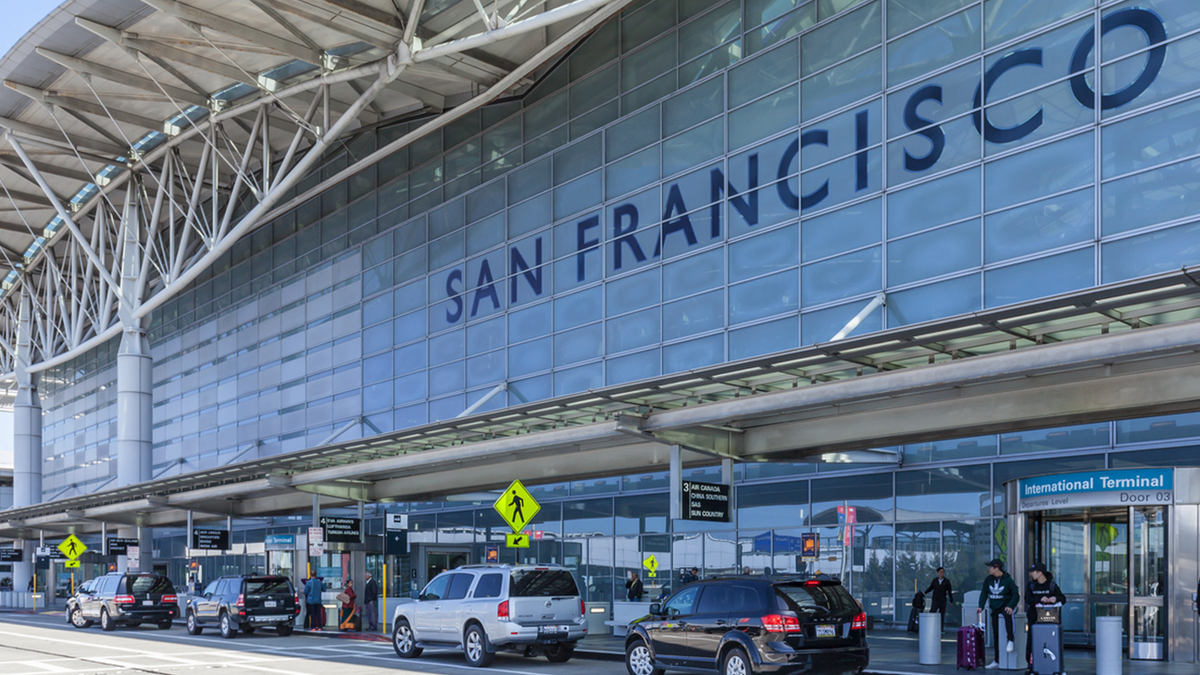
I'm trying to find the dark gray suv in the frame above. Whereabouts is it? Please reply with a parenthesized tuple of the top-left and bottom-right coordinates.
(71, 572, 178, 631)
(185, 575, 300, 638)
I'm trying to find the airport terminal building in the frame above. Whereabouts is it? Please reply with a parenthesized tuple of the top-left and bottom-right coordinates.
(1, 0, 1200, 664)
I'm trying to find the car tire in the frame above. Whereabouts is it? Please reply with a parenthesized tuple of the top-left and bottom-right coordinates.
(278, 625, 294, 637)
(101, 609, 116, 632)
(625, 638, 664, 675)
(463, 624, 494, 667)
(722, 646, 753, 675)
(186, 611, 203, 635)
(392, 619, 422, 658)
(220, 612, 238, 639)
(158, 620, 172, 630)
(70, 607, 92, 629)
(544, 643, 574, 663)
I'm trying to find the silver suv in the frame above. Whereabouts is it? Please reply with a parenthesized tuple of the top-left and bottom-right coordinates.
(391, 564, 587, 667)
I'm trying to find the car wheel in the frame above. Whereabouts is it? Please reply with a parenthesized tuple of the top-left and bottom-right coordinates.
(100, 609, 116, 632)
(65, 607, 72, 625)
(242, 626, 256, 635)
(544, 643, 574, 663)
(722, 646, 752, 675)
(463, 624, 494, 667)
(278, 624, 294, 637)
(392, 619, 422, 658)
(625, 639, 664, 675)
(157, 620, 172, 630)
(220, 612, 238, 639)
(186, 611, 203, 635)
(70, 607, 92, 629)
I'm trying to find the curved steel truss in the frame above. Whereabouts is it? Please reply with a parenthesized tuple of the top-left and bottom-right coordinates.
(0, 0, 635, 377)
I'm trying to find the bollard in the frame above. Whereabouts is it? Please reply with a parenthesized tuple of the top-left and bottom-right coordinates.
(919, 612, 942, 665)
(1000, 614, 1027, 670)
(1096, 616, 1122, 675)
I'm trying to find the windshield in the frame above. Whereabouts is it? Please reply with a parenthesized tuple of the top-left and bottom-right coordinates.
(128, 575, 174, 596)
(510, 570, 579, 597)
(775, 583, 859, 618)
(245, 578, 292, 595)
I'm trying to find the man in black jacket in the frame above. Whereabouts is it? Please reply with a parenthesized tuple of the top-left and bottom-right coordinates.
(924, 567, 954, 629)
(1025, 563, 1065, 673)
(362, 572, 380, 632)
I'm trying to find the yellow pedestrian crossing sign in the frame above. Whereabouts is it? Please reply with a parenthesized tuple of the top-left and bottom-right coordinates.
(58, 535, 87, 560)
(506, 533, 531, 548)
(494, 479, 540, 533)
(643, 555, 659, 578)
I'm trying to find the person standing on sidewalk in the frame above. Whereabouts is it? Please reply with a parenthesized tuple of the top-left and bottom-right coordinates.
(976, 558, 1019, 669)
(304, 576, 323, 631)
(362, 572, 380, 632)
(924, 567, 954, 629)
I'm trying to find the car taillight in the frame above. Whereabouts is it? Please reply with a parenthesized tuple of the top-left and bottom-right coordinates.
(580, 599, 586, 616)
(161, 594, 177, 604)
(114, 595, 135, 605)
(498, 600, 509, 620)
(294, 593, 301, 613)
(235, 594, 245, 607)
(804, 580, 821, 586)
(761, 614, 802, 632)
(851, 612, 867, 630)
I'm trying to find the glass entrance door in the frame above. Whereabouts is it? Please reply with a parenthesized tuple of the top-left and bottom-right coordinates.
(1030, 506, 1166, 660)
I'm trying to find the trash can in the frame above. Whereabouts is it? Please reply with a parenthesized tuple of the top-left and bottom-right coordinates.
(1000, 614, 1027, 670)
(919, 612, 942, 665)
(1096, 616, 1122, 675)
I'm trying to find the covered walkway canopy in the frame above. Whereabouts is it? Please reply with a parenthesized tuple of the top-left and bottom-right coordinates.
(3, 265, 1200, 538)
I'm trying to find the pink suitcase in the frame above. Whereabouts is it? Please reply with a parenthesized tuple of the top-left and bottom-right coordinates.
(957, 625, 986, 669)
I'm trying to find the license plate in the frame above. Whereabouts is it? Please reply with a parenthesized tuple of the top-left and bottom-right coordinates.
(538, 625, 568, 635)
(816, 624, 836, 637)
(143, 600, 154, 606)
(265, 600, 277, 608)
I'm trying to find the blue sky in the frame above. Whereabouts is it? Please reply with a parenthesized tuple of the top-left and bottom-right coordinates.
(0, 6, 55, 60)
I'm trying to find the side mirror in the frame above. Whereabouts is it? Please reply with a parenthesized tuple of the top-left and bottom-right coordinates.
(649, 603, 661, 616)
(418, 593, 427, 601)
(204, 592, 213, 599)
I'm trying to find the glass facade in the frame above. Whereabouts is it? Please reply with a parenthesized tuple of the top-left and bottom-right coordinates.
(24, 0, 1200, 619)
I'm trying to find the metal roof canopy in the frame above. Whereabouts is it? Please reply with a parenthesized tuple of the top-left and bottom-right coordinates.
(3, 265, 1200, 538)
(0, 0, 636, 379)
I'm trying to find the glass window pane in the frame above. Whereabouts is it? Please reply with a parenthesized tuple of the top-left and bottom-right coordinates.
(888, 220, 981, 286)
(984, 132, 1094, 211)
(607, 268, 662, 314)
(679, 0, 741, 63)
(623, 33, 679, 93)
(801, 300, 880, 342)
(622, 0, 676, 53)
(903, 433, 998, 463)
(607, 146, 661, 200)
(887, 7, 980, 87)
(802, 198, 880, 263)
(888, 0, 972, 38)
(801, 49, 881, 122)
(729, 42, 799, 109)
(607, 106, 662, 161)
(897, 465, 992, 520)
(663, 119, 724, 177)
(984, 248, 1094, 307)
(888, 167, 980, 238)
(663, 289, 724, 340)
(606, 348, 661, 383)
(1102, 222, 1200, 284)
(801, 246, 881, 306)
(1002, 423, 1111, 454)
(984, 0, 1089, 47)
(663, 333, 724, 372)
(1102, 158, 1200, 237)
(554, 323, 603, 366)
(801, 1, 881, 77)
(886, 273, 980, 326)
(1102, 96, 1200, 179)
(729, 85, 798, 150)
(811, 473, 892, 523)
(730, 224, 799, 282)
(664, 248, 724, 300)
(730, 315, 798, 358)
(729, 269, 799, 323)
(664, 78, 724, 137)
(985, 188, 1093, 264)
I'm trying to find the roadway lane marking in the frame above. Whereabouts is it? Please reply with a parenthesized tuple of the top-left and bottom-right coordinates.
(0, 628, 153, 654)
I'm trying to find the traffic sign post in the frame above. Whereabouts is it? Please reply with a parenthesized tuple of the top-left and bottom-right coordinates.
(643, 555, 659, 578)
(494, 480, 540, 533)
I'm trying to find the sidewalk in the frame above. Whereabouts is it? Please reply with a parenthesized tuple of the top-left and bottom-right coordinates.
(572, 629, 1193, 674)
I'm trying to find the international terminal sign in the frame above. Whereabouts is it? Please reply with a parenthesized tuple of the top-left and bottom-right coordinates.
(1018, 469, 1173, 512)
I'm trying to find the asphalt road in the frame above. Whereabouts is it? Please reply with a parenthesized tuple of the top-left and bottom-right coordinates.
(0, 613, 628, 675)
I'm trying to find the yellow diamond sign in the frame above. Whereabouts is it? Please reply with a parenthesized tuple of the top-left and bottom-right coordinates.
(494, 479, 539, 533)
(643, 555, 659, 578)
(505, 533, 531, 548)
(58, 535, 87, 560)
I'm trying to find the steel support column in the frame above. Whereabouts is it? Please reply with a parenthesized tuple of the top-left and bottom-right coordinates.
(116, 178, 153, 573)
(12, 292, 40, 592)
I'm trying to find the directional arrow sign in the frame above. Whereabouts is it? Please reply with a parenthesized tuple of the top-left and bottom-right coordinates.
(506, 533, 530, 548)
(64, 560, 81, 568)
(643, 555, 659, 578)
(58, 535, 87, 561)
(494, 479, 540, 533)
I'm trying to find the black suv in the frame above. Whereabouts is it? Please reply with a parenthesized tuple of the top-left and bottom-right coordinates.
(70, 572, 179, 631)
(625, 575, 868, 675)
(185, 575, 300, 638)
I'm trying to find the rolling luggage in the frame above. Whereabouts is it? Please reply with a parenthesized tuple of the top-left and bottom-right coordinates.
(956, 624, 986, 670)
(908, 607, 920, 632)
(1031, 605, 1063, 675)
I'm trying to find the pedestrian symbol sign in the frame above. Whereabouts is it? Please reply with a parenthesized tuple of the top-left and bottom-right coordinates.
(643, 555, 658, 578)
(506, 533, 530, 548)
(494, 480, 540, 533)
(58, 535, 87, 560)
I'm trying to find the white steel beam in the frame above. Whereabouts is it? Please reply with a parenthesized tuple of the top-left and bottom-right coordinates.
(138, 0, 324, 66)
(36, 48, 209, 109)
(4, 80, 173, 135)
(0, 115, 127, 157)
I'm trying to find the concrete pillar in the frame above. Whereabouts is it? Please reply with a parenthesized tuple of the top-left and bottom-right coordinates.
(12, 293, 40, 592)
(116, 179, 153, 573)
